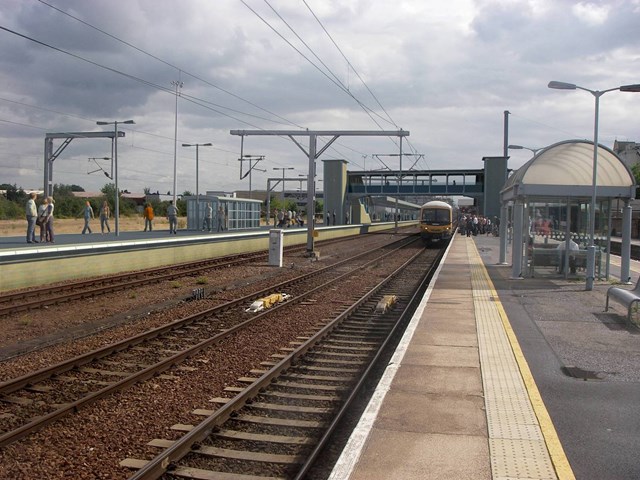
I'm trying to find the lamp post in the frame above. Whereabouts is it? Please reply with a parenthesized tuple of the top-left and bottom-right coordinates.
(171, 80, 183, 205)
(548, 80, 640, 290)
(96, 120, 135, 236)
(508, 144, 543, 156)
(273, 167, 294, 204)
(182, 142, 212, 229)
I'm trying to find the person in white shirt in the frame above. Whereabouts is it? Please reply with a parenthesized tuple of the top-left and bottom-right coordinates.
(25, 192, 38, 243)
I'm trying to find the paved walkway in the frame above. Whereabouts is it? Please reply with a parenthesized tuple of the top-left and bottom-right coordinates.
(330, 235, 572, 479)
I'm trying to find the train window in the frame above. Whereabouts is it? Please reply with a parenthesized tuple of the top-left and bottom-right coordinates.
(422, 209, 450, 223)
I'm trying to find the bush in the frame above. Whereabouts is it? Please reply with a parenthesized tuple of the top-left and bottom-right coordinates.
(0, 197, 24, 220)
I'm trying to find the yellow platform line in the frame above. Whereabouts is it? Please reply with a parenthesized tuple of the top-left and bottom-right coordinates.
(467, 238, 575, 480)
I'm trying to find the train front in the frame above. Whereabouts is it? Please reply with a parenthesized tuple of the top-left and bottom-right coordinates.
(419, 201, 454, 244)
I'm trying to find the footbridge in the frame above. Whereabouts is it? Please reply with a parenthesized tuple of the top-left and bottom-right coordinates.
(323, 157, 508, 226)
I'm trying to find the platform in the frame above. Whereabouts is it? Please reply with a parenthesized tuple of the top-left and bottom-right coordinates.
(330, 233, 640, 480)
(0, 223, 401, 291)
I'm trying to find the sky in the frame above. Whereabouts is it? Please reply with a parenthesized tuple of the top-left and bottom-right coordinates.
(1, 0, 639, 196)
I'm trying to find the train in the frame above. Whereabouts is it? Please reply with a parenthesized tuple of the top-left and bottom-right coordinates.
(418, 200, 455, 244)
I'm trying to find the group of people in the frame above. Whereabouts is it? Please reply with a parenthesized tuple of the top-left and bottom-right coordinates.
(201, 204, 226, 233)
(460, 214, 498, 237)
(275, 209, 303, 228)
(25, 197, 232, 241)
(25, 192, 55, 243)
(80, 200, 113, 235)
(82, 200, 113, 235)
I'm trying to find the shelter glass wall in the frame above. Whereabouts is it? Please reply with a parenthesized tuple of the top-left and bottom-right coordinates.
(525, 197, 610, 279)
(185, 196, 260, 231)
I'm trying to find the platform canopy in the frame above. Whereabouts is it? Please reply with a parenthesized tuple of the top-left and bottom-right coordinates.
(501, 139, 636, 201)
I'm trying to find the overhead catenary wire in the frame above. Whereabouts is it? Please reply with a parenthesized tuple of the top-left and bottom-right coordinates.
(2, 4, 396, 182)
(301, 0, 397, 129)
(0, 22, 355, 168)
(35, 0, 305, 131)
(241, 0, 394, 131)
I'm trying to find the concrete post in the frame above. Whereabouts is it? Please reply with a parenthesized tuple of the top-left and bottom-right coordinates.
(621, 200, 632, 283)
(499, 204, 508, 264)
(511, 201, 524, 279)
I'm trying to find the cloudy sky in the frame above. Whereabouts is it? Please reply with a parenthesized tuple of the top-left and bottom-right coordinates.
(1, 0, 639, 196)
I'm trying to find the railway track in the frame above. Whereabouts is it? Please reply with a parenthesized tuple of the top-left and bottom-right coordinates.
(122, 241, 444, 479)
(0, 236, 361, 317)
(0, 235, 419, 449)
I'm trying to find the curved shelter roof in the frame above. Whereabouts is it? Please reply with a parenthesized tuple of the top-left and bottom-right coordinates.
(501, 140, 636, 201)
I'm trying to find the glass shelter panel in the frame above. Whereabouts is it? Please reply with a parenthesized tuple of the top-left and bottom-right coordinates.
(526, 197, 609, 279)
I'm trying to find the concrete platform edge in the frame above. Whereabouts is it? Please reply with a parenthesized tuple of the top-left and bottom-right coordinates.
(327, 235, 455, 479)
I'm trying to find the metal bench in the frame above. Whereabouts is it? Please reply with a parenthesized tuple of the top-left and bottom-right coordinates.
(605, 277, 640, 323)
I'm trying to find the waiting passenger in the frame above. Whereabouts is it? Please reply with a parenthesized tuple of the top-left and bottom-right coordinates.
(557, 239, 579, 274)
(99, 200, 111, 234)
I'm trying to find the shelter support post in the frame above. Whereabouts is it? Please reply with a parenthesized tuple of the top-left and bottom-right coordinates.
(510, 201, 524, 279)
(621, 200, 632, 283)
(499, 205, 508, 264)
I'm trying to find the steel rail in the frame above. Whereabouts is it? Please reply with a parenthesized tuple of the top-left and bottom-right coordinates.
(0, 235, 418, 448)
(293, 247, 445, 479)
(127, 245, 433, 479)
(0, 235, 357, 316)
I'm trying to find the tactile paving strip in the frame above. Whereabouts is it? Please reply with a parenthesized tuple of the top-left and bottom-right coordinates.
(467, 238, 558, 480)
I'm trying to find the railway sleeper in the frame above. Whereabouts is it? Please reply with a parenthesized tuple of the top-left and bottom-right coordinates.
(259, 391, 340, 402)
(310, 350, 369, 358)
(244, 402, 331, 415)
(275, 381, 347, 392)
(304, 357, 364, 366)
(279, 375, 352, 384)
(299, 365, 359, 373)
(149, 438, 306, 465)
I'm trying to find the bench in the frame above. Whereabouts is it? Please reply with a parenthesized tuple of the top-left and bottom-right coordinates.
(605, 277, 640, 323)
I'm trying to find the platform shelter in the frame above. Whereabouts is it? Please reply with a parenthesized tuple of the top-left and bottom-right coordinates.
(500, 139, 637, 281)
(183, 195, 261, 231)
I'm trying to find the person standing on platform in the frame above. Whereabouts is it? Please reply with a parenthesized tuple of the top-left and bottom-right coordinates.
(167, 200, 178, 234)
(81, 200, 94, 234)
(37, 197, 48, 242)
(143, 203, 154, 232)
(333, 210, 336, 226)
(99, 200, 111, 234)
(326, 212, 331, 226)
(44, 196, 55, 243)
(217, 205, 225, 232)
(203, 202, 212, 232)
(25, 192, 38, 243)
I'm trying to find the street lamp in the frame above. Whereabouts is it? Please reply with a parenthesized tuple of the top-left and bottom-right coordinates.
(508, 144, 543, 156)
(273, 167, 294, 204)
(182, 142, 212, 229)
(96, 119, 135, 236)
(548, 80, 640, 290)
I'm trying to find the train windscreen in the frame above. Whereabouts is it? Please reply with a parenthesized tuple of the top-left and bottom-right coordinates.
(421, 208, 450, 224)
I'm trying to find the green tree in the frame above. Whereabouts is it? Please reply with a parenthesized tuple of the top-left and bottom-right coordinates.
(101, 183, 117, 202)
(0, 184, 27, 203)
(0, 197, 23, 220)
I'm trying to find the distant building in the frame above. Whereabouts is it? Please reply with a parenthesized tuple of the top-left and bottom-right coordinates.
(614, 140, 640, 170)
